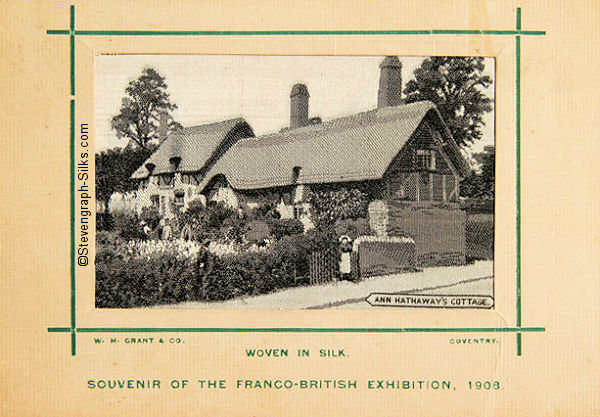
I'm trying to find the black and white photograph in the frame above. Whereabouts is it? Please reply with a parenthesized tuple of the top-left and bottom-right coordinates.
(94, 55, 495, 309)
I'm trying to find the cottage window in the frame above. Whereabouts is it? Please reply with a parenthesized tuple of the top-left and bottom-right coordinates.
(159, 196, 166, 215)
(182, 173, 202, 185)
(158, 174, 175, 187)
(417, 149, 436, 171)
(150, 195, 159, 209)
(139, 177, 150, 188)
(174, 190, 185, 205)
(293, 205, 303, 219)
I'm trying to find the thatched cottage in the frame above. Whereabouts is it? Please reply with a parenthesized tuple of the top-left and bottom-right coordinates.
(131, 57, 470, 266)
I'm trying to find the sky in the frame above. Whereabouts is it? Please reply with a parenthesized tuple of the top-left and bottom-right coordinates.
(95, 55, 495, 153)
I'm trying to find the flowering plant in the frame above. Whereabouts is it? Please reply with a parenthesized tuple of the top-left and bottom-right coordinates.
(352, 235, 415, 252)
(125, 239, 203, 262)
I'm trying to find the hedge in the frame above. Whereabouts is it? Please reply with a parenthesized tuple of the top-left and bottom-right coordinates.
(465, 214, 494, 261)
(95, 229, 335, 307)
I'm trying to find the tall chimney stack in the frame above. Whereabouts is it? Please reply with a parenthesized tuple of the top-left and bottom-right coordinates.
(158, 110, 168, 144)
(290, 83, 309, 129)
(377, 56, 402, 108)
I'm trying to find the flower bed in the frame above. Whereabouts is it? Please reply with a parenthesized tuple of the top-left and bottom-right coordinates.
(94, 230, 333, 307)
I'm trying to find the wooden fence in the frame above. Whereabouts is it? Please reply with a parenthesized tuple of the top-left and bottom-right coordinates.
(309, 250, 338, 285)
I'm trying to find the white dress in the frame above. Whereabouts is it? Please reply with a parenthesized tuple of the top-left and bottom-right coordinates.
(340, 252, 351, 274)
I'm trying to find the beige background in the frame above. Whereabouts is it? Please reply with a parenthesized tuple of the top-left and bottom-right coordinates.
(0, 0, 598, 416)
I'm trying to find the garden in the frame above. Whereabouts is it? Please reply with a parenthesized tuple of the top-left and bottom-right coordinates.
(95, 196, 363, 308)
(95, 187, 494, 308)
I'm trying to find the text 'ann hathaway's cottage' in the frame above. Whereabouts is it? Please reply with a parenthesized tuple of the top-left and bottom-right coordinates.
(131, 56, 471, 266)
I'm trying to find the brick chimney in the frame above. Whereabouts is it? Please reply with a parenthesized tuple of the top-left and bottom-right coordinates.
(158, 110, 168, 144)
(377, 56, 402, 108)
(290, 84, 309, 129)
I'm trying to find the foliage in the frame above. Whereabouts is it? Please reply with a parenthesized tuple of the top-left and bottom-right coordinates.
(246, 201, 280, 220)
(95, 236, 300, 307)
(308, 185, 370, 226)
(200, 251, 297, 301)
(461, 147, 495, 200)
(96, 253, 199, 308)
(95, 225, 341, 307)
(404, 57, 493, 148)
(111, 67, 182, 149)
(95, 146, 155, 204)
(267, 218, 305, 240)
(465, 213, 494, 261)
(245, 220, 271, 243)
(334, 218, 372, 240)
(176, 200, 303, 245)
(96, 212, 114, 232)
(111, 212, 145, 241)
(124, 239, 204, 262)
(177, 200, 240, 243)
(139, 206, 161, 229)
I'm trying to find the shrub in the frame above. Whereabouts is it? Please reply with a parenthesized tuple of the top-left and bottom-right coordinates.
(95, 218, 341, 307)
(96, 254, 199, 307)
(96, 212, 114, 231)
(200, 249, 301, 301)
(245, 220, 271, 243)
(267, 218, 304, 240)
(112, 212, 144, 240)
(303, 226, 339, 252)
(177, 200, 242, 243)
(466, 214, 494, 261)
(308, 185, 371, 225)
(95, 237, 207, 307)
(139, 206, 161, 229)
(335, 218, 372, 240)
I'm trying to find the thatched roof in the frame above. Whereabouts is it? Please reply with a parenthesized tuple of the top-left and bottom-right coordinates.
(198, 101, 468, 191)
(131, 118, 254, 179)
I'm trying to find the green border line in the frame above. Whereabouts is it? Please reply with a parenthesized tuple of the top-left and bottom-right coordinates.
(515, 7, 523, 356)
(47, 5, 544, 357)
(47, 29, 546, 36)
(48, 327, 545, 333)
(70, 99, 76, 329)
(69, 98, 76, 356)
(70, 5, 75, 95)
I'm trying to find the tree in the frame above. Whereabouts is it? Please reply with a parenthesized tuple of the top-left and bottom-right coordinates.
(404, 57, 493, 148)
(111, 67, 182, 149)
(461, 147, 495, 200)
(95, 145, 156, 205)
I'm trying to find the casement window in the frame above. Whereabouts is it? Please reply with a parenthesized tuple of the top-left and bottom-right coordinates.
(157, 174, 175, 187)
(417, 149, 436, 171)
(150, 195, 160, 209)
(293, 205, 303, 219)
(181, 173, 202, 185)
(159, 196, 166, 215)
(174, 190, 185, 206)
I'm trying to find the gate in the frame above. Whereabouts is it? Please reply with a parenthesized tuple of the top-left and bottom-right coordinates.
(309, 250, 338, 285)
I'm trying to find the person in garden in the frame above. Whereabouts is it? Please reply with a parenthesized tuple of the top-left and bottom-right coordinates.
(140, 220, 152, 238)
(159, 218, 172, 240)
(338, 235, 353, 280)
